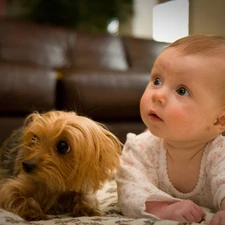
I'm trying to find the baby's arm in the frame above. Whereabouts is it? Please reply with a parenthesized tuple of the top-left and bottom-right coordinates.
(145, 200, 205, 223)
(206, 138, 225, 225)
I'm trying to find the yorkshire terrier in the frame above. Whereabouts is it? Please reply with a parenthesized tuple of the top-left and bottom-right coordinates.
(0, 110, 121, 221)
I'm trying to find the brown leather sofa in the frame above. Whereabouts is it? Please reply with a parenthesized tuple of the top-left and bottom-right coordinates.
(0, 19, 167, 144)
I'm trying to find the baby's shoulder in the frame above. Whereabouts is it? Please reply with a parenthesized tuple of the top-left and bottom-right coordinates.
(207, 135, 225, 151)
(205, 135, 225, 163)
(124, 131, 161, 153)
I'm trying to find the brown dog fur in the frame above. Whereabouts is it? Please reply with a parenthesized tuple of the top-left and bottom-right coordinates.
(0, 110, 121, 221)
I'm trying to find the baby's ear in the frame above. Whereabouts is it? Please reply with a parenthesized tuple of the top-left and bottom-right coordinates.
(213, 110, 225, 134)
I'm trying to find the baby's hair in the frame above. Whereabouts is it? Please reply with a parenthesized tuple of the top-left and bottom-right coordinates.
(166, 34, 225, 56)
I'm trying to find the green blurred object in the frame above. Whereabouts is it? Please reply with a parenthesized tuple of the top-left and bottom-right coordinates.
(6, 0, 133, 33)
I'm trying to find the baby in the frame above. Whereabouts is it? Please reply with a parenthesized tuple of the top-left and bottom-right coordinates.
(116, 35, 225, 225)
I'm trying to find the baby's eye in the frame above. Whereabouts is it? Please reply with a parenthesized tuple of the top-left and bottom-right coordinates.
(176, 87, 190, 96)
(153, 77, 162, 86)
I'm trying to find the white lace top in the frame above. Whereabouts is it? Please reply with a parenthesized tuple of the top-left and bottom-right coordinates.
(116, 131, 225, 219)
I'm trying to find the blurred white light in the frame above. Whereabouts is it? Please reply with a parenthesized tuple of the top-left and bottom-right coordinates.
(153, 0, 189, 43)
(107, 18, 119, 34)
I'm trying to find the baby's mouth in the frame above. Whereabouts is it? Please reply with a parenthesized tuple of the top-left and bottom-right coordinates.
(149, 111, 163, 121)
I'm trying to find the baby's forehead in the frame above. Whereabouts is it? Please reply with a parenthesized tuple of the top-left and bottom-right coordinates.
(153, 47, 225, 81)
(154, 47, 194, 69)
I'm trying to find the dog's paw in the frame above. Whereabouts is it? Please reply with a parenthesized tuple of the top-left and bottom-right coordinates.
(72, 205, 101, 217)
(19, 197, 48, 221)
(20, 210, 47, 221)
(1, 195, 47, 221)
(71, 193, 102, 217)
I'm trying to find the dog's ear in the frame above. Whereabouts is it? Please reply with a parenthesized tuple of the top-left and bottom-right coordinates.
(88, 123, 122, 190)
(98, 125, 122, 176)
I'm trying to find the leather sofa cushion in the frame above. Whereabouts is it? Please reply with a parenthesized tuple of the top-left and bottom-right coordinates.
(122, 37, 168, 71)
(0, 19, 76, 68)
(61, 68, 149, 120)
(0, 117, 24, 144)
(0, 19, 129, 72)
(0, 63, 57, 113)
(70, 31, 128, 71)
(106, 121, 146, 143)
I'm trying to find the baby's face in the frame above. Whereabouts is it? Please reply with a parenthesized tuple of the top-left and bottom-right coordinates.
(140, 47, 224, 142)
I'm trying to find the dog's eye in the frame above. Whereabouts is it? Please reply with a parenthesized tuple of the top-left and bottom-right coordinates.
(56, 141, 70, 154)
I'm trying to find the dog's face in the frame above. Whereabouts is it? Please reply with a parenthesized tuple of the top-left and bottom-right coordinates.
(16, 111, 121, 193)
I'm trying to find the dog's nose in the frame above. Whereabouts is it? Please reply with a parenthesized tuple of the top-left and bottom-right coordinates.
(22, 161, 36, 173)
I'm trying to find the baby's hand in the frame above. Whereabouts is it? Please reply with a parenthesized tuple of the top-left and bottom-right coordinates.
(146, 200, 206, 223)
(209, 210, 225, 225)
(162, 200, 205, 223)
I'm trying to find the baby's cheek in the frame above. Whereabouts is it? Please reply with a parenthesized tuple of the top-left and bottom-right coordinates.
(168, 107, 187, 123)
(168, 107, 203, 135)
(140, 94, 150, 116)
(168, 108, 195, 128)
(140, 96, 145, 112)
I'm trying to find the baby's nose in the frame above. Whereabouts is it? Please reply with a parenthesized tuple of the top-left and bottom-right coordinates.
(152, 90, 167, 105)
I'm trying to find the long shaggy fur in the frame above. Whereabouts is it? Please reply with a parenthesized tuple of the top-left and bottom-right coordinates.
(0, 110, 122, 221)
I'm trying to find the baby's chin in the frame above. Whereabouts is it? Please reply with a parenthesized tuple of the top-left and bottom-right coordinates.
(146, 127, 164, 138)
(147, 127, 181, 142)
